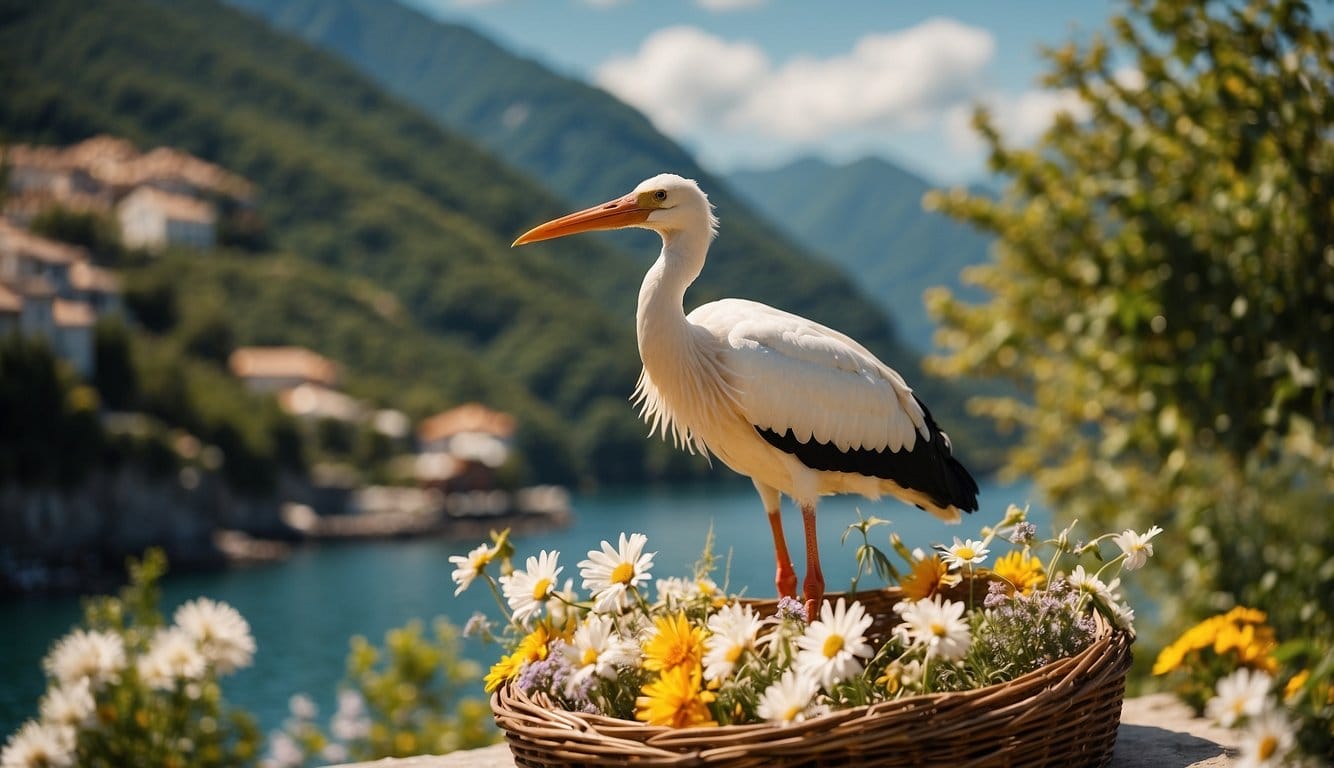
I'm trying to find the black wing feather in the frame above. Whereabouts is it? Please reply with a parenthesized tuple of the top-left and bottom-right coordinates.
(756, 394, 979, 513)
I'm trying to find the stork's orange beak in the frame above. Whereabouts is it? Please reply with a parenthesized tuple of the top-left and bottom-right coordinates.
(512, 193, 652, 246)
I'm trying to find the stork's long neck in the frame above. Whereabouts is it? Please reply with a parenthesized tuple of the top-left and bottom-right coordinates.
(631, 224, 735, 456)
(635, 228, 708, 361)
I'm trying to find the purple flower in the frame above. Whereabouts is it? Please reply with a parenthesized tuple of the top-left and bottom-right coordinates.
(1009, 522, 1037, 544)
(984, 580, 1010, 609)
(776, 597, 808, 623)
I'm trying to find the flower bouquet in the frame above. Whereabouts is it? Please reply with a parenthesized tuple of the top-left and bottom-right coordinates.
(456, 506, 1151, 767)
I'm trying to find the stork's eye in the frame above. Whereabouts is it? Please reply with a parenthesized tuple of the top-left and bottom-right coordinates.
(653, 190, 667, 202)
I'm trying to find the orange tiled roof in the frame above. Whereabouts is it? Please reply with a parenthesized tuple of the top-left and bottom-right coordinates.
(5, 135, 254, 201)
(0, 219, 88, 265)
(52, 298, 96, 327)
(418, 403, 516, 444)
(0, 283, 21, 314)
(228, 346, 339, 387)
(68, 261, 120, 294)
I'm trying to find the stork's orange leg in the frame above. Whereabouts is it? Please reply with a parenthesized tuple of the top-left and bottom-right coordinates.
(756, 482, 796, 599)
(800, 503, 825, 618)
(767, 510, 798, 599)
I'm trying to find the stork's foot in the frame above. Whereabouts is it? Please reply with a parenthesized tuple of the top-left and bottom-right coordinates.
(802, 579, 824, 622)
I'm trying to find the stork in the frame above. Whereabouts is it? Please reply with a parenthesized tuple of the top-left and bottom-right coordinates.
(514, 174, 978, 614)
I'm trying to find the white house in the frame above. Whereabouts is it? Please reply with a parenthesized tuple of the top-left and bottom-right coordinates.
(228, 346, 340, 393)
(117, 186, 216, 251)
(52, 298, 95, 378)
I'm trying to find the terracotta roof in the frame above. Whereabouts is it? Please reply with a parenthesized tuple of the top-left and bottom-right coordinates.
(52, 298, 95, 327)
(0, 283, 21, 314)
(120, 186, 216, 224)
(0, 219, 88, 265)
(4, 274, 56, 298)
(6, 135, 254, 201)
(418, 403, 516, 444)
(69, 261, 120, 294)
(229, 346, 339, 387)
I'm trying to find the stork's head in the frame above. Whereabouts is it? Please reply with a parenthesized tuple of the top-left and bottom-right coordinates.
(513, 173, 717, 247)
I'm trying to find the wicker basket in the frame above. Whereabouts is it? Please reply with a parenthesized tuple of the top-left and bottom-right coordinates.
(491, 585, 1133, 768)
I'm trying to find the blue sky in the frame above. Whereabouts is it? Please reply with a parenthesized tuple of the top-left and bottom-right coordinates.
(404, 0, 1121, 183)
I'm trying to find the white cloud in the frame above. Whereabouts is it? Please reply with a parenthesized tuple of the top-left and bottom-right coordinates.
(596, 19, 996, 149)
(695, 0, 767, 11)
(598, 26, 769, 136)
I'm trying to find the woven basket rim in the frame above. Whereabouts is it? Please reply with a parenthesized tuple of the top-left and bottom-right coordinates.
(491, 585, 1134, 759)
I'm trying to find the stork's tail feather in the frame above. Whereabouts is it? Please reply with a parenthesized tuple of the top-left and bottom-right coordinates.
(916, 395, 979, 514)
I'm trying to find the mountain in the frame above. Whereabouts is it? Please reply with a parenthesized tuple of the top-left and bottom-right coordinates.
(218, 0, 999, 465)
(0, 0, 998, 482)
(727, 156, 993, 353)
(225, 0, 902, 351)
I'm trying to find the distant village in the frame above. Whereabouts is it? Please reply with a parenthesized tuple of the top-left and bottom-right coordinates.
(0, 136, 567, 592)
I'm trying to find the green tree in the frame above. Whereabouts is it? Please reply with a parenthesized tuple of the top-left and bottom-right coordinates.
(926, 0, 1332, 642)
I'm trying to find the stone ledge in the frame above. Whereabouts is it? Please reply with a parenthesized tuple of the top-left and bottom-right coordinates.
(331, 693, 1239, 768)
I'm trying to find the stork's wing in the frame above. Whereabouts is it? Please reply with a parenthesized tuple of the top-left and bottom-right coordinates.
(688, 298, 927, 453)
(689, 298, 979, 515)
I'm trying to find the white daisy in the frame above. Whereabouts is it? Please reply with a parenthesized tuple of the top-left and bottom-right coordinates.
(288, 693, 317, 721)
(1111, 525, 1163, 570)
(703, 602, 764, 682)
(448, 543, 495, 596)
(756, 669, 825, 726)
(578, 533, 655, 613)
(1236, 709, 1296, 768)
(561, 614, 632, 694)
(545, 578, 581, 629)
(1206, 668, 1273, 727)
(330, 690, 370, 741)
(1067, 565, 1120, 607)
(499, 550, 562, 625)
(0, 720, 75, 768)
(137, 627, 207, 690)
(42, 629, 125, 690)
(37, 677, 94, 731)
(174, 598, 256, 675)
(794, 598, 874, 689)
(893, 594, 972, 661)
(938, 537, 990, 571)
(1110, 600, 1137, 632)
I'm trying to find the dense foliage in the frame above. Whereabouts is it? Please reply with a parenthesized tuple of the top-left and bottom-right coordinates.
(0, 337, 101, 487)
(925, 0, 1332, 656)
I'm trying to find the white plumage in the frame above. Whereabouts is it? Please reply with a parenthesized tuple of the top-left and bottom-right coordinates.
(515, 173, 978, 613)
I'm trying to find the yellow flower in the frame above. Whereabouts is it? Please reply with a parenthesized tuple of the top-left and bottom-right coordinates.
(900, 555, 958, 601)
(1153, 607, 1278, 678)
(515, 624, 554, 664)
(1284, 670, 1310, 702)
(485, 624, 554, 693)
(992, 551, 1047, 595)
(1152, 640, 1187, 675)
(635, 665, 716, 728)
(485, 652, 521, 693)
(642, 612, 705, 674)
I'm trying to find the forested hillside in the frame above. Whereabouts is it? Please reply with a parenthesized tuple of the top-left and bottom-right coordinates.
(0, 0, 997, 481)
(222, 0, 1003, 466)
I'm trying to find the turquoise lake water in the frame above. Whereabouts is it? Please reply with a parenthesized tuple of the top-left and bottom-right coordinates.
(0, 478, 1047, 738)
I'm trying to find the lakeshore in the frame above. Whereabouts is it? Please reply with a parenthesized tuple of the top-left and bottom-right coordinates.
(0, 477, 1044, 738)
